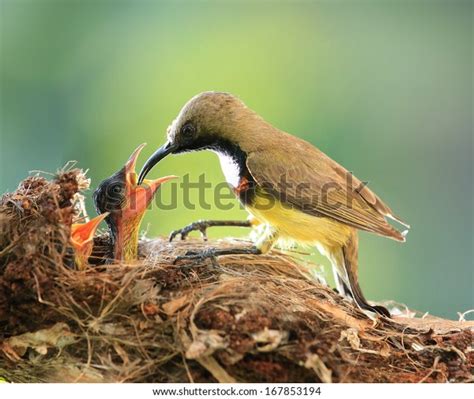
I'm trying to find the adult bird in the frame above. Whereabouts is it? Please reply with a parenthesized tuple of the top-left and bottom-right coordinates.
(94, 144, 176, 262)
(138, 92, 410, 316)
(70, 212, 109, 270)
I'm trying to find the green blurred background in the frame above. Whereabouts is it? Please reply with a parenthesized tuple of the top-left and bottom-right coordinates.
(0, 0, 472, 318)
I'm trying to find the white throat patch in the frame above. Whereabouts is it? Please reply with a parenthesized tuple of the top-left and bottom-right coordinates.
(213, 151, 241, 188)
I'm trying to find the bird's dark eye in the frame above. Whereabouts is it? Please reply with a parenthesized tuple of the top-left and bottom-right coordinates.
(181, 123, 196, 136)
(94, 180, 125, 213)
(106, 183, 125, 209)
(111, 183, 124, 195)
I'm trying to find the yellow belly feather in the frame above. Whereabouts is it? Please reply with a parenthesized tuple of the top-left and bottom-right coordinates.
(246, 191, 352, 250)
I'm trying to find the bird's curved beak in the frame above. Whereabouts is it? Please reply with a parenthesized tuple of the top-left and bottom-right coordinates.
(137, 141, 177, 185)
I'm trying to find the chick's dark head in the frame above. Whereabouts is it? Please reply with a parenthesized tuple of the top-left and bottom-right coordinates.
(93, 167, 127, 237)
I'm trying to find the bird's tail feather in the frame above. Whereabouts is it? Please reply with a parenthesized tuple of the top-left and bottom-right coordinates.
(340, 233, 390, 317)
(386, 213, 411, 229)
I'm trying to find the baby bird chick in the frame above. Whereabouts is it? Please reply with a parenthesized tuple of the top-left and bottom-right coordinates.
(93, 144, 176, 262)
(70, 213, 109, 270)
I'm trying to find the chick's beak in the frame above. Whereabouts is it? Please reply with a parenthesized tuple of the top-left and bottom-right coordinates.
(124, 143, 147, 187)
(129, 175, 177, 216)
(122, 143, 177, 216)
(71, 212, 109, 249)
(71, 212, 109, 270)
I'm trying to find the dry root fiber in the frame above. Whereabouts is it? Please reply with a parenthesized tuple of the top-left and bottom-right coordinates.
(0, 169, 472, 383)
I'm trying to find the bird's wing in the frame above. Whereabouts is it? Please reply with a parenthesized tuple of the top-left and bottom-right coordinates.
(246, 143, 409, 241)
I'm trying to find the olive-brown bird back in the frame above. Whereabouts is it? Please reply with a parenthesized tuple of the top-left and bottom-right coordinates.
(246, 132, 408, 241)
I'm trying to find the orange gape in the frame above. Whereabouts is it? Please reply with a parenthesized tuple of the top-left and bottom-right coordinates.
(70, 213, 109, 270)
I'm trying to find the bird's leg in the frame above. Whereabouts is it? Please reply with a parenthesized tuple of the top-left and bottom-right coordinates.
(173, 224, 278, 265)
(173, 246, 261, 265)
(169, 219, 253, 241)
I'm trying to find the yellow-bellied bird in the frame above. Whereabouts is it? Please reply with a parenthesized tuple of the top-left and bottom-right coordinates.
(138, 92, 410, 317)
(93, 144, 176, 262)
(70, 213, 109, 270)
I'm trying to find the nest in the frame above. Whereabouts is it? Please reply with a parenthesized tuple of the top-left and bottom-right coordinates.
(0, 169, 472, 383)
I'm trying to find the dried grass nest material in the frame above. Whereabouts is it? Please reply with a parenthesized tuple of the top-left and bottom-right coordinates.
(0, 169, 472, 383)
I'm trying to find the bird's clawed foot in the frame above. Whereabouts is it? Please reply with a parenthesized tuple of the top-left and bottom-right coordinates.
(173, 246, 261, 265)
(169, 220, 212, 242)
(169, 220, 252, 242)
(173, 248, 218, 266)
